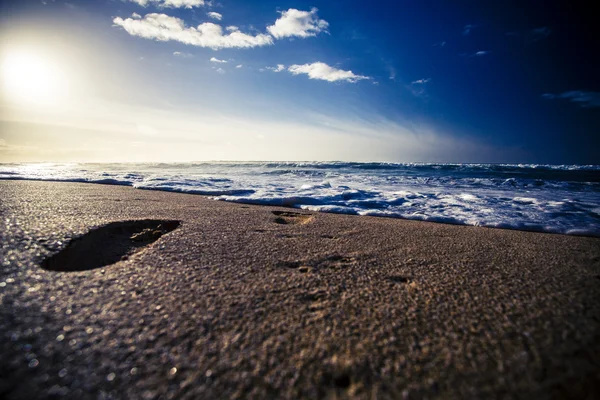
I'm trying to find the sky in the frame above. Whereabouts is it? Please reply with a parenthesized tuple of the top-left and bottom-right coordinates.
(0, 0, 598, 164)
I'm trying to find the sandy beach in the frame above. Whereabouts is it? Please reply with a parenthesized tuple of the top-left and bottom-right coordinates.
(1, 179, 599, 399)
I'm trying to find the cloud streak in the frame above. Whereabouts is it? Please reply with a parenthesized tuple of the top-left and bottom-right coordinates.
(173, 51, 193, 58)
(461, 50, 490, 57)
(462, 24, 475, 35)
(267, 8, 328, 39)
(408, 78, 431, 98)
(542, 91, 600, 108)
(113, 13, 273, 49)
(506, 27, 552, 44)
(129, 0, 205, 8)
(2, 104, 520, 163)
(288, 62, 370, 83)
(412, 78, 431, 85)
(529, 27, 551, 42)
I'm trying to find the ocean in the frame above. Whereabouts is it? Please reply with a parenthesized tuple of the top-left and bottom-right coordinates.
(1, 162, 599, 236)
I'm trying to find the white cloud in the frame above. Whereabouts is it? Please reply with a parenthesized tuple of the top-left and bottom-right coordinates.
(287, 62, 370, 83)
(388, 67, 396, 81)
(267, 8, 328, 39)
(207, 12, 222, 21)
(129, 0, 205, 8)
(173, 51, 193, 58)
(412, 78, 431, 84)
(266, 64, 285, 72)
(210, 57, 227, 63)
(235, 64, 243, 68)
(461, 50, 490, 57)
(215, 68, 225, 74)
(115, 9, 330, 50)
(113, 13, 273, 49)
(408, 78, 431, 98)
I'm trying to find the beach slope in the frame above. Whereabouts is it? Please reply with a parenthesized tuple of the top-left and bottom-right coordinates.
(1, 180, 599, 399)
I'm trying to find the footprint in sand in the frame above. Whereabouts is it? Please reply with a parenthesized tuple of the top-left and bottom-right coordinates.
(42, 220, 180, 272)
(388, 275, 412, 284)
(278, 254, 358, 272)
(272, 210, 313, 225)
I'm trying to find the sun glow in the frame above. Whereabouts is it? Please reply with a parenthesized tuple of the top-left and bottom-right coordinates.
(1, 49, 68, 105)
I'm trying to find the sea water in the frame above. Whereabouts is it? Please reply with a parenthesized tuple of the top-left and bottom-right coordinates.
(1, 162, 599, 236)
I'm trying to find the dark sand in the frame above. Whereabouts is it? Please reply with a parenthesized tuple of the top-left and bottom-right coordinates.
(1, 180, 599, 399)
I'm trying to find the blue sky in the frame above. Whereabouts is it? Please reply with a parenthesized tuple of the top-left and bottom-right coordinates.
(0, 0, 598, 163)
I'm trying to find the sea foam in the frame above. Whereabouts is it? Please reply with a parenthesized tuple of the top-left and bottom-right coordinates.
(1, 162, 599, 236)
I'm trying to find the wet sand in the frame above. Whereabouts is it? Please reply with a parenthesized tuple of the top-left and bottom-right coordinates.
(1, 180, 599, 399)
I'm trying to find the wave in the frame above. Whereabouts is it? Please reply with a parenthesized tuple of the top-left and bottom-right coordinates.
(1, 162, 599, 237)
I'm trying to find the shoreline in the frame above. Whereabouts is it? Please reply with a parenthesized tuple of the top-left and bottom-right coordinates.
(1, 177, 598, 238)
(1, 180, 599, 398)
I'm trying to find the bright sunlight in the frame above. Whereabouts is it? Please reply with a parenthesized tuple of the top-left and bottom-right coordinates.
(1, 49, 67, 105)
